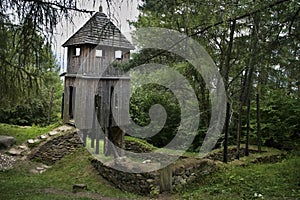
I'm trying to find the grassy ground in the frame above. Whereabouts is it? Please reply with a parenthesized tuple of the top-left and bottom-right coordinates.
(0, 123, 299, 199)
(0, 123, 60, 145)
(0, 147, 139, 200)
(180, 155, 300, 200)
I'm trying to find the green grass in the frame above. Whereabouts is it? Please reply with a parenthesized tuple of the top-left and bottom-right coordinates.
(0, 123, 60, 145)
(180, 156, 300, 200)
(0, 147, 139, 200)
(1, 123, 299, 200)
(125, 136, 157, 151)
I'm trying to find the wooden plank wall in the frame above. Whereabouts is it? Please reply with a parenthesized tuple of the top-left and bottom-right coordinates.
(64, 45, 131, 129)
(67, 45, 130, 76)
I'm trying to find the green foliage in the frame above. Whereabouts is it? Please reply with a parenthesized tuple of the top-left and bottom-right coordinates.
(130, 82, 181, 147)
(129, 0, 300, 153)
(0, 1, 85, 126)
(0, 25, 63, 126)
(251, 90, 300, 150)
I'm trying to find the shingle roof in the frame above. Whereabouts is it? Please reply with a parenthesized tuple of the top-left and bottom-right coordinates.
(62, 12, 134, 49)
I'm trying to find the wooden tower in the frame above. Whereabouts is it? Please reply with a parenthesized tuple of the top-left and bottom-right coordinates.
(61, 7, 134, 157)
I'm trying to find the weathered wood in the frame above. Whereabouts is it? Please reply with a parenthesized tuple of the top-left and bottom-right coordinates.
(62, 10, 133, 159)
(62, 12, 134, 50)
(160, 165, 173, 192)
(82, 130, 88, 147)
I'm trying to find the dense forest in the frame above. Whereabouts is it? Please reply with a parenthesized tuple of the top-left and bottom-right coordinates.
(0, 0, 299, 157)
(122, 0, 300, 159)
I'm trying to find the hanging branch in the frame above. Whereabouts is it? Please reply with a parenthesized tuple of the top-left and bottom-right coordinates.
(190, 0, 291, 37)
(131, 0, 292, 66)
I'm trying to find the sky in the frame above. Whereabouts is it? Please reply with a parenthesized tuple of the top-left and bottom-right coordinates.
(52, 0, 140, 72)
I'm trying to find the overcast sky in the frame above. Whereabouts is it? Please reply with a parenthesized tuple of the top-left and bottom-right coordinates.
(53, 0, 140, 72)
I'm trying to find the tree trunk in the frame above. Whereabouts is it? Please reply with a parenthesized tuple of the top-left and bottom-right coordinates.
(223, 102, 231, 163)
(236, 103, 243, 160)
(222, 20, 235, 162)
(256, 89, 261, 153)
(47, 87, 55, 124)
(236, 69, 248, 159)
(245, 97, 251, 156)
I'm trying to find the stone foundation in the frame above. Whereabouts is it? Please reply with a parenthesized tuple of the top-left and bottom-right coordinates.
(90, 156, 218, 195)
(29, 130, 83, 165)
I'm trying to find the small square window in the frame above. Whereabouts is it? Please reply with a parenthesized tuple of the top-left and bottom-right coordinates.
(96, 49, 103, 57)
(75, 48, 80, 56)
(115, 50, 122, 59)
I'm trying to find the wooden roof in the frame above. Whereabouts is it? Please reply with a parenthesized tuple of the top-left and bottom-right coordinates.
(62, 12, 134, 50)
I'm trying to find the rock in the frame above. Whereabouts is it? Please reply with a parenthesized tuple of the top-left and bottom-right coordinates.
(142, 159, 151, 164)
(33, 139, 40, 143)
(18, 145, 28, 150)
(27, 139, 34, 144)
(7, 148, 22, 156)
(42, 164, 52, 169)
(48, 131, 58, 136)
(146, 179, 155, 183)
(57, 125, 72, 132)
(36, 167, 44, 171)
(0, 136, 16, 149)
(40, 135, 48, 139)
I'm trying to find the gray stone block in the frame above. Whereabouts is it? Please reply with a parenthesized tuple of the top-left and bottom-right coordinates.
(0, 136, 16, 149)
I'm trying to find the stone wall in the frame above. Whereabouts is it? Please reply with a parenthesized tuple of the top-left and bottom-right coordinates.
(28, 129, 219, 195)
(90, 156, 218, 195)
(90, 158, 160, 195)
(29, 130, 83, 165)
(172, 158, 218, 191)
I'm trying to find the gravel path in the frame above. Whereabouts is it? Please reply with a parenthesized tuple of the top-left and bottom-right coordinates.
(0, 153, 17, 171)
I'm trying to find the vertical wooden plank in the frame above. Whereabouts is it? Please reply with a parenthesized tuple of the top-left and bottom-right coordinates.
(104, 128, 109, 156)
(82, 129, 88, 147)
(95, 130, 100, 154)
(63, 80, 70, 123)
(160, 164, 173, 193)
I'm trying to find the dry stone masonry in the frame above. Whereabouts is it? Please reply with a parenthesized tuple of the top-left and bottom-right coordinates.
(90, 156, 219, 195)
(29, 129, 83, 165)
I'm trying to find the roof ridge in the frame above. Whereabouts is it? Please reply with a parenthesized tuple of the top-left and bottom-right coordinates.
(62, 12, 134, 50)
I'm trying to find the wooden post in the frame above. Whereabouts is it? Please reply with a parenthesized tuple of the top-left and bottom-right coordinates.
(95, 129, 100, 154)
(160, 164, 173, 192)
(90, 131, 95, 148)
(61, 93, 64, 119)
(82, 129, 87, 147)
(104, 128, 109, 156)
(91, 111, 96, 149)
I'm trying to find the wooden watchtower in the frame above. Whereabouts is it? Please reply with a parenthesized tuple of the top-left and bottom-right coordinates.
(61, 7, 134, 156)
